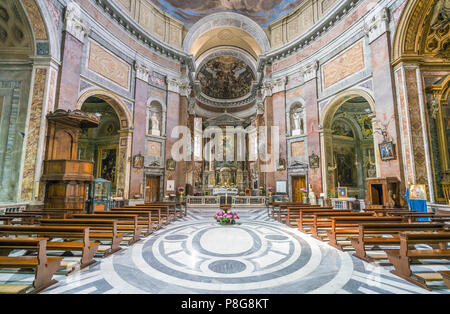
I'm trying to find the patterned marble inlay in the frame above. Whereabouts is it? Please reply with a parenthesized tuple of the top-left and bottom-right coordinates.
(87, 40, 131, 90)
(31, 208, 450, 295)
(322, 41, 365, 89)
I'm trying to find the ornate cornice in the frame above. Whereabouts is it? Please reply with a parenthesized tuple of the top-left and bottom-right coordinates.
(364, 7, 390, 44)
(272, 77, 287, 94)
(65, 1, 90, 42)
(134, 61, 151, 82)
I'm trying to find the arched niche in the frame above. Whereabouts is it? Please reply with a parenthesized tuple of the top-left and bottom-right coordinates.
(147, 99, 165, 137)
(319, 89, 378, 199)
(76, 91, 133, 199)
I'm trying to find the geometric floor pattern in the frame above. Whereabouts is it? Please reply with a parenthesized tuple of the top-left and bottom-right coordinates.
(2, 208, 448, 294)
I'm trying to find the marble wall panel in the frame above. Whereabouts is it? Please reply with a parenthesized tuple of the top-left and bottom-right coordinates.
(291, 141, 305, 157)
(148, 141, 161, 157)
(322, 41, 365, 90)
(88, 40, 131, 90)
(22, 0, 47, 40)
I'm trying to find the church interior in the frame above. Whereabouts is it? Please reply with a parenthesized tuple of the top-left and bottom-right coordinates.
(0, 0, 449, 296)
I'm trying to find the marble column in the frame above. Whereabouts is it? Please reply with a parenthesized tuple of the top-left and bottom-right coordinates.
(302, 61, 322, 196)
(129, 62, 150, 199)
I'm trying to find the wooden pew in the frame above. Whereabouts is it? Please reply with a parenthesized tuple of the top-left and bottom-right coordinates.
(93, 211, 154, 236)
(3, 213, 41, 225)
(145, 202, 184, 218)
(132, 205, 176, 222)
(111, 207, 163, 229)
(349, 222, 446, 262)
(0, 217, 13, 225)
(309, 212, 376, 240)
(325, 216, 405, 250)
(296, 209, 352, 233)
(72, 214, 142, 245)
(40, 219, 124, 257)
(386, 231, 450, 291)
(121, 206, 171, 225)
(438, 271, 450, 288)
(0, 225, 99, 271)
(285, 206, 333, 227)
(0, 237, 62, 293)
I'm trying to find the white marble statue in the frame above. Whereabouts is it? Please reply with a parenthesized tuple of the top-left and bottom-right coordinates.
(292, 111, 303, 136)
(308, 184, 317, 205)
(150, 113, 160, 136)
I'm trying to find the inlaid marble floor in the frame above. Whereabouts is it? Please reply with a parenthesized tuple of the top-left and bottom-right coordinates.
(2, 208, 449, 294)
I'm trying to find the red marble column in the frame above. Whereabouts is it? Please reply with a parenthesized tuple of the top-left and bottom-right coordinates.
(129, 78, 148, 198)
(303, 78, 322, 195)
(55, 32, 84, 110)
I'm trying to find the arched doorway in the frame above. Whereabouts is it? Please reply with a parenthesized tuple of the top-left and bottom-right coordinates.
(77, 93, 133, 198)
(320, 91, 378, 200)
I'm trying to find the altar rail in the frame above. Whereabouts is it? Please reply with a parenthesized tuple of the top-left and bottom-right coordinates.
(186, 196, 267, 208)
(186, 196, 221, 208)
(232, 196, 267, 207)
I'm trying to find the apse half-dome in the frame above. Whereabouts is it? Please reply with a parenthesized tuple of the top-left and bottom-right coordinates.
(196, 55, 255, 100)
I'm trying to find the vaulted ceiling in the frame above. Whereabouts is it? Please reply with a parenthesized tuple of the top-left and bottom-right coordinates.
(149, 0, 306, 28)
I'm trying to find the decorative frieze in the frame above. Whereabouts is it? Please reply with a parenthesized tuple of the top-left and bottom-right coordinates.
(64, 1, 90, 42)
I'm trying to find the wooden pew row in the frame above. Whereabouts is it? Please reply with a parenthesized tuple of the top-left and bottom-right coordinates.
(72, 214, 142, 245)
(110, 207, 163, 229)
(296, 209, 353, 233)
(131, 204, 177, 222)
(285, 206, 334, 227)
(438, 271, 450, 288)
(325, 216, 405, 250)
(309, 212, 376, 240)
(0, 237, 62, 294)
(123, 205, 172, 224)
(40, 219, 124, 257)
(0, 225, 99, 271)
(386, 231, 450, 291)
(349, 222, 446, 263)
(137, 203, 183, 220)
(92, 211, 155, 236)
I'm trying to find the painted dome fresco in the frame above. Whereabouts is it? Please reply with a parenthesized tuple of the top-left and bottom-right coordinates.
(149, 0, 306, 27)
(196, 56, 255, 100)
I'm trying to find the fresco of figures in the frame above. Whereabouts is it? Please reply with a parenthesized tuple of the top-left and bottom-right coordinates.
(197, 56, 255, 100)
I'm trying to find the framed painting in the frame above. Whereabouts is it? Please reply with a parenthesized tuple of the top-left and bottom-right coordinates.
(166, 180, 175, 192)
(166, 158, 176, 171)
(409, 184, 427, 201)
(133, 154, 144, 169)
(379, 141, 396, 161)
(337, 187, 348, 199)
(309, 153, 319, 168)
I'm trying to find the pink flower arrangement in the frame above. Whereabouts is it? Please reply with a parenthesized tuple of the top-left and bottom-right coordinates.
(267, 187, 273, 191)
(178, 186, 185, 191)
(214, 211, 240, 225)
(300, 188, 308, 193)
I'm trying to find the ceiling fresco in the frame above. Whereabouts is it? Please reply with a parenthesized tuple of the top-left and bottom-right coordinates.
(149, 0, 306, 28)
(197, 56, 255, 100)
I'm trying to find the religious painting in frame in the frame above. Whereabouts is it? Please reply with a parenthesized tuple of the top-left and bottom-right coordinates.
(309, 153, 319, 168)
(97, 144, 118, 188)
(276, 180, 287, 194)
(337, 187, 348, 199)
(409, 184, 427, 201)
(166, 158, 176, 171)
(133, 154, 144, 169)
(379, 141, 396, 161)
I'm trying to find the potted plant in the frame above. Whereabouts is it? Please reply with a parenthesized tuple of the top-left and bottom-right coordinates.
(214, 210, 240, 226)
(178, 186, 185, 200)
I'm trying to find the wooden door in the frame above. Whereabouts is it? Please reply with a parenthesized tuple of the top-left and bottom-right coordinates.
(145, 176, 160, 203)
(292, 176, 306, 203)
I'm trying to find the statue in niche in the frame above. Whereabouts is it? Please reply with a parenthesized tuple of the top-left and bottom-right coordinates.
(292, 111, 304, 136)
(150, 112, 160, 136)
